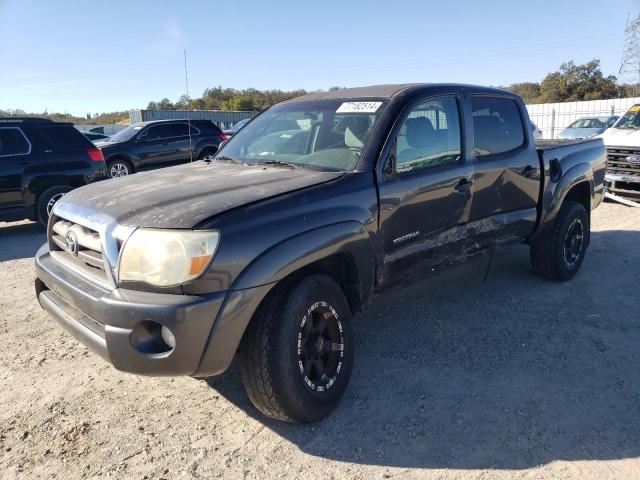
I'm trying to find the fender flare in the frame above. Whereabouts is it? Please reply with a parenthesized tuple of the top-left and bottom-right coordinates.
(232, 220, 376, 303)
(532, 162, 593, 241)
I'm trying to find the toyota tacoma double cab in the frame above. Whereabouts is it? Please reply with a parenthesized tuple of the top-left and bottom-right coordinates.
(0, 117, 107, 225)
(35, 84, 606, 422)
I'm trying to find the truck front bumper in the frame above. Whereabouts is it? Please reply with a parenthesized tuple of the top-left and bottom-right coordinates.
(35, 244, 273, 377)
(605, 172, 640, 196)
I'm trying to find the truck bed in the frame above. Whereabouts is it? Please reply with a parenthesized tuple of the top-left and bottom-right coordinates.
(534, 138, 596, 151)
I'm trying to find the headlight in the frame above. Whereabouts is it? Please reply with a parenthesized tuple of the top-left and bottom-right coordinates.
(119, 229, 220, 287)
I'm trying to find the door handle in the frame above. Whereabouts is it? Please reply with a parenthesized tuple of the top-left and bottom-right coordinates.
(521, 165, 536, 178)
(454, 178, 472, 192)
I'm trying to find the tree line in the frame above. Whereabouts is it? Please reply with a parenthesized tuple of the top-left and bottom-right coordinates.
(2, 59, 638, 124)
(504, 59, 637, 104)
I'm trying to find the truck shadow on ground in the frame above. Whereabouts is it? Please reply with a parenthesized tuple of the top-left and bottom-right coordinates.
(206, 229, 640, 470)
(0, 222, 45, 262)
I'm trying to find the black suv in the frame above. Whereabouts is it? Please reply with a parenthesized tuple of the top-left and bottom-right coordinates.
(97, 119, 227, 178)
(0, 118, 107, 226)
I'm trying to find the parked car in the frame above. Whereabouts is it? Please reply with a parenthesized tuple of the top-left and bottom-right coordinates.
(531, 121, 543, 139)
(558, 116, 618, 139)
(223, 118, 251, 137)
(0, 117, 106, 225)
(82, 131, 110, 143)
(600, 106, 640, 196)
(97, 119, 227, 178)
(35, 84, 606, 422)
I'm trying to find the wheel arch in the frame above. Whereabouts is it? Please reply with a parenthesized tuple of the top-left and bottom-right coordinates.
(531, 163, 593, 243)
(106, 154, 136, 172)
(232, 221, 375, 312)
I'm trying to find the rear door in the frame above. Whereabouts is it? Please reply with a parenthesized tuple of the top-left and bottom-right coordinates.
(377, 93, 474, 284)
(163, 122, 195, 164)
(0, 127, 33, 209)
(468, 94, 540, 240)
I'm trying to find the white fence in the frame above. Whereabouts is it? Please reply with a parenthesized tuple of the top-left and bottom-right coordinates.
(526, 97, 640, 139)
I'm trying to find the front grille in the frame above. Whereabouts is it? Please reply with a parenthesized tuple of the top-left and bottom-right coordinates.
(49, 216, 109, 285)
(606, 147, 640, 176)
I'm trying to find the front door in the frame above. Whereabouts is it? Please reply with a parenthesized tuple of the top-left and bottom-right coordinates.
(377, 94, 473, 286)
(135, 124, 178, 169)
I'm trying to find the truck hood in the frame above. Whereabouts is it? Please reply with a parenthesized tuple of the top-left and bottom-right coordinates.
(57, 161, 343, 228)
(599, 127, 640, 148)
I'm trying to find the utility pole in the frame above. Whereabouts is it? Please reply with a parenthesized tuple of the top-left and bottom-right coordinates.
(619, 12, 640, 96)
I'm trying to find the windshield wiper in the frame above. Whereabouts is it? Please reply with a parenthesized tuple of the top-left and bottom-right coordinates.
(257, 160, 298, 169)
(214, 156, 244, 164)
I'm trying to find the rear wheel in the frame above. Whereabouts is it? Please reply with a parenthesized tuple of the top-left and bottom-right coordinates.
(107, 159, 132, 178)
(530, 200, 589, 280)
(37, 185, 72, 226)
(239, 274, 353, 422)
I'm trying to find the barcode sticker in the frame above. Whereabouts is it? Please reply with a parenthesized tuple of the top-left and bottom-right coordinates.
(336, 102, 382, 113)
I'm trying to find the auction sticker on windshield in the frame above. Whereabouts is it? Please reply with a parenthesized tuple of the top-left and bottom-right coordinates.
(336, 102, 382, 113)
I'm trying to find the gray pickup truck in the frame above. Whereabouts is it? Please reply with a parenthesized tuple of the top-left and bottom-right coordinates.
(35, 84, 606, 422)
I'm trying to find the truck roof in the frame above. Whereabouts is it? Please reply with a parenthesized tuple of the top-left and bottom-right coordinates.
(282, 83, 514, 103)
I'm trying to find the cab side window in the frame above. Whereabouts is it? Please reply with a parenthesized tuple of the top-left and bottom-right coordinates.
(0, 128, 30, 157)
(395, 97, 462, 173)
(472, 96, 525, 157)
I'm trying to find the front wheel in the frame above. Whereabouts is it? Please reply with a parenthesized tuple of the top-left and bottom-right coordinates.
(530, 200, 590, 281)
(239, 274, 353, 422)
(37, 185, 72, 226)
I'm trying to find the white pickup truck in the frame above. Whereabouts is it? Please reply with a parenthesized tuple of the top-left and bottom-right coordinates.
(600, 104, 640, 196)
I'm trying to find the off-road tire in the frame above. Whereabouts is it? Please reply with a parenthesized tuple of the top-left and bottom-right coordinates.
(239, 274, 353, 423)
(36, 185, 72, 226)
(530, 200, 589, 281)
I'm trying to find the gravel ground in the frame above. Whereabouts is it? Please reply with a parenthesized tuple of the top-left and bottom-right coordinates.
(1, 201, 639, 480)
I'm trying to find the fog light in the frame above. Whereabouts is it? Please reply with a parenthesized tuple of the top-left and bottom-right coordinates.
(161, 325, 176, 349)
(130, 321, 174, 354)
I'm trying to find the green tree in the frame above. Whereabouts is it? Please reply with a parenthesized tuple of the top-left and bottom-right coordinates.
(539, 60, 619, 102)
(156, 98, 174, 110)
(506, 82, 541, 104)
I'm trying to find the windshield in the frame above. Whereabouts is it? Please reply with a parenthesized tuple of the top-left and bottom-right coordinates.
(110, 123, 145, 142)
(614, 105, 640, 129)
(567, 118, 604, 129)
(215, 99, 386, 171)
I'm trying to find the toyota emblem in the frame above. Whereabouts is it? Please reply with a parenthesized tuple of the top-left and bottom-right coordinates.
(65, 230, 79, 256)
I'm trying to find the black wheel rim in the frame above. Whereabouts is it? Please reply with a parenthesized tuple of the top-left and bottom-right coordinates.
(564, 217, 584, 269)
(297, 301, 345, 395)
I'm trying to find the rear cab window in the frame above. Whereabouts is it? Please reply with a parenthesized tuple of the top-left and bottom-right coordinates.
(38, 125, 94, 151)
(0, 127, 31, 156)
(471, 96, 525, 157)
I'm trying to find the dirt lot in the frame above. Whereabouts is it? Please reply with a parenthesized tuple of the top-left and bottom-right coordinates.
(1, 202, 639, 480)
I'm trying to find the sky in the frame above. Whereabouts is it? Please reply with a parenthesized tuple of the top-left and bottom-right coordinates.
(1, 0, 639, 116)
